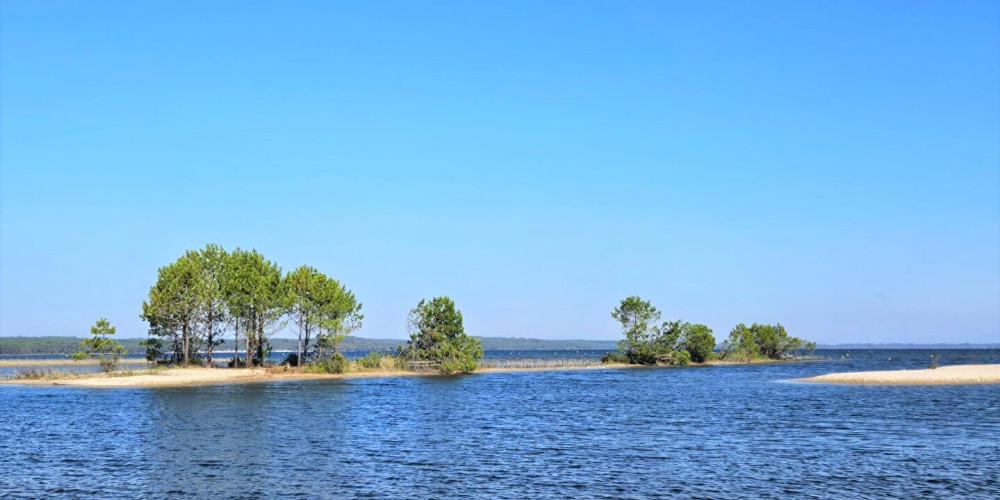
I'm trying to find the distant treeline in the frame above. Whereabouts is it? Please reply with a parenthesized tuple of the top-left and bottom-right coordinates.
(0, 336, 146, 355)
(0, 336, 617, 355)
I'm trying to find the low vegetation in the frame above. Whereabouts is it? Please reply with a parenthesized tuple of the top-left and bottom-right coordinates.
(6, 365, 167, 382)
(718, 323, 816, 361)
(602, 296, 715, 366)
(603, 296, 815, 365)
(299, 351, 411, 375)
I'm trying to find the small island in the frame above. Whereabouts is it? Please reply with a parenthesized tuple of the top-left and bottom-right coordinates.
(2, 249, 823, 389)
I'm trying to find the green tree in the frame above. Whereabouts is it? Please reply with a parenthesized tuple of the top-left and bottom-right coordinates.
(720, 322, 813, 360)
(719, 323, 757, 361)
(682, 323, 715, 363)
(313, 275, 363, 358)
(401, 296, 482, 373)
(195, 244, 228, 365)
(611, 296, 661, 364)
(222, 248, 289, 366)
(73, 318, 127, 372)
(609, 296, 691, 365)
(286, 266, 362, 364)
(286, 265, 323, 366)
(141, 252, 204, 365)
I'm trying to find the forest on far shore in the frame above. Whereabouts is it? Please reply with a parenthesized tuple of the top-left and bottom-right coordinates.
(0, 336, 619, 356)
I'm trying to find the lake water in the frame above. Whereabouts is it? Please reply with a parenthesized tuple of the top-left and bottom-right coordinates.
(1, 350, 998, 498)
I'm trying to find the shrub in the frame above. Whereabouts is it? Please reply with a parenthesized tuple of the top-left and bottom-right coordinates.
(438, 356, 478, 375)
(601, 351, 627, 364)
(672, 350, 691, 366)
(327, 353, 350, 373)
(307, 353, 349, 374)
(282, 353, 300, 367)
(357, 351, 383, 369)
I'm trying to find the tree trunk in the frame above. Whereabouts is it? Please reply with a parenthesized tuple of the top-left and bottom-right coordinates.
(182, 322, 190, 366)
(246, 331, 253, 367)
(296, 315, 303, 368)
(206, 318, 214, 365)
(233, 320, 241, 368)
(303, 325, 311, 365)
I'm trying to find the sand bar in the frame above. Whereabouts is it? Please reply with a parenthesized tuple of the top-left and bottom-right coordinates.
(798, 364, 1000, 385)
(0, 363, 634, 389)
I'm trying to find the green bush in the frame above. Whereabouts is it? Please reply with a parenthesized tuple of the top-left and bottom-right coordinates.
(672, 350, 691, 366)
(438, 356, 478, 374)
(307, 353, 349, 374)
(601, 351, 627, 364)
(357, 351, 383, 369)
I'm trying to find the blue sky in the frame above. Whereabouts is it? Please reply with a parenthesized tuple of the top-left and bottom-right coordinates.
(2, 1, 998, 344)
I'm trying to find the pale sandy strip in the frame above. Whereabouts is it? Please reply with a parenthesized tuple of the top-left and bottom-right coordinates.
(0, 363, 637, 388)
(797, 364, 1000, 385)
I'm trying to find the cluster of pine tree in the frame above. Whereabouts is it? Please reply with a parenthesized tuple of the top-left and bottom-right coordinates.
(140, 244, 361, 367)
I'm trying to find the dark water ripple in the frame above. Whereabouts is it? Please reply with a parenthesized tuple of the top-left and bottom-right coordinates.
(0, 350, 998, 499)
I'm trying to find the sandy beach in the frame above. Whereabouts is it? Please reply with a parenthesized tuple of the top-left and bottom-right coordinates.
(1, 363, 633, 389)
(798, 364, 1000, 385)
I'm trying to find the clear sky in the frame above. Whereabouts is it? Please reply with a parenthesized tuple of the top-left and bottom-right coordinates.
(2, 1, 998, 344)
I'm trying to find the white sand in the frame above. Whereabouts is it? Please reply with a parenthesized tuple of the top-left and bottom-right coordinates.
(2, 363, 636, 389)
(49, 368, 271, 388)
(798, 364, 1000, 385)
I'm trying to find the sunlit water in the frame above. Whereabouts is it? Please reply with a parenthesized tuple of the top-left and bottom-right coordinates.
(1, 350, 997, 499)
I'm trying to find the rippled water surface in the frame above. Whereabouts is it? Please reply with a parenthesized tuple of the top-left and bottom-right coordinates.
(1, 350, 998, 499)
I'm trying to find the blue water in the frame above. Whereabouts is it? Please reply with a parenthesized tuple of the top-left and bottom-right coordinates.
(1, 350, 997, 499)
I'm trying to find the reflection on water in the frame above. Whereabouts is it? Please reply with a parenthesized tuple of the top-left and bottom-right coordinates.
(0, 350, 998, 499)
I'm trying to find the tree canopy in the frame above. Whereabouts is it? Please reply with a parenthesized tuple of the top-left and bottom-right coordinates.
(608, 296, 712, 365)
(401, 296, 483, 373)
(287, 265, 363, 363)
(608, 297, 815, 365)
(720, 323, 815, 361)
(140, 244, 360, 368)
